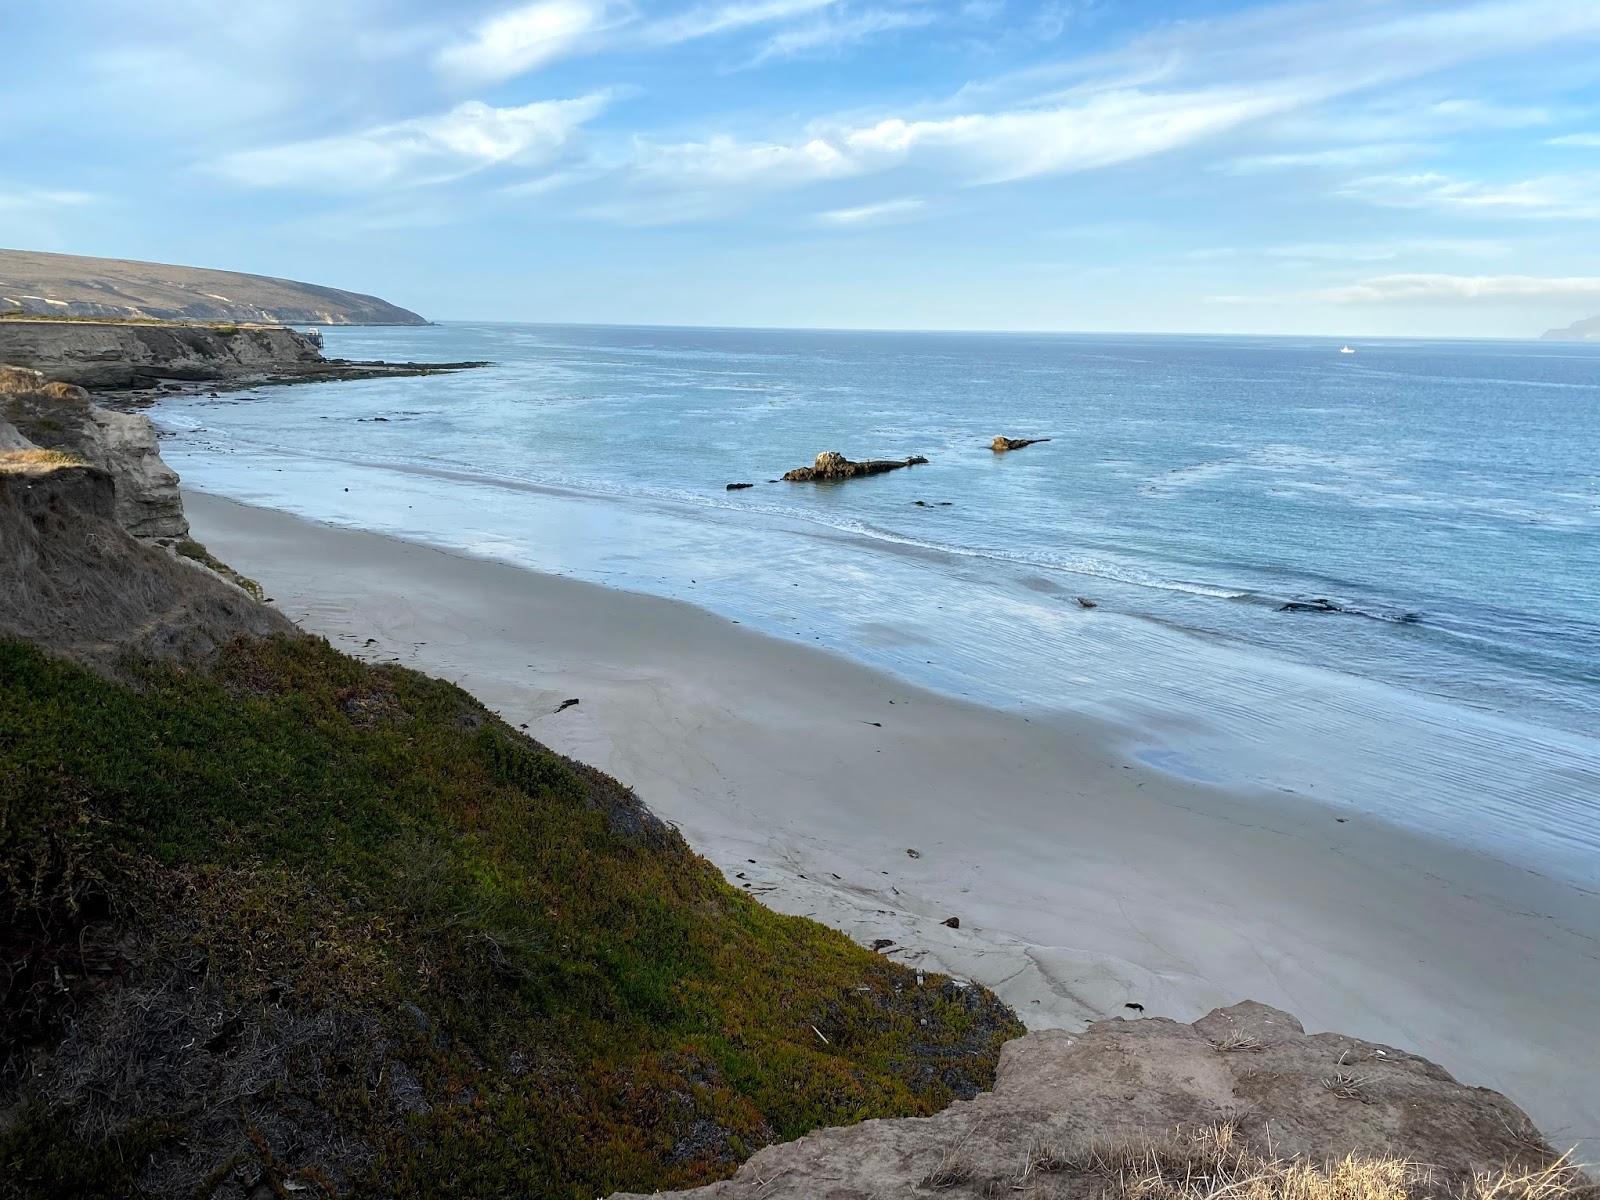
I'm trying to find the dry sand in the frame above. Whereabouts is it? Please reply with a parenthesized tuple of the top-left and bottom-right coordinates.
(186, 490, 1600, 1163)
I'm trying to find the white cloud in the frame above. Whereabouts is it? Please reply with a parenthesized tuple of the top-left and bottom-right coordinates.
(627, 83, 1304, 199)
(1266, 238, 1510, 261)
(641, 0, 840, 45)
(1338, 171, 1600, 220)
(750, 6, 933, 64)
(433, 0, 848, 83)
(815, 196, 925, 225)
(212, 95, 611, 192)
(1222, 143, 1428, 173)
(1548, 132, 1600, 147)
(1316, 273, 1600, 304)
(0, 187, 97, 213)
(436, 0, 618, 84)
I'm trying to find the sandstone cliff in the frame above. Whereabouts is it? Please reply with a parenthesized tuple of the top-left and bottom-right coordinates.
(0, 320, 327, 388)
(3, 367, 187, 539)
(613, 1002, 1589, 1200)
(0, 458, 290, 667)
(0, 247, 426, 325)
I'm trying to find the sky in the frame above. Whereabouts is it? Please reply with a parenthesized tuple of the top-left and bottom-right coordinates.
(5, 0, 1600, 335)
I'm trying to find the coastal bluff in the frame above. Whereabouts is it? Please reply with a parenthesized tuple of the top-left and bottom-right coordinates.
(614, 1001, 1588, 1200)
(0, 246, 426, 326)
(0, 318, 483, 390)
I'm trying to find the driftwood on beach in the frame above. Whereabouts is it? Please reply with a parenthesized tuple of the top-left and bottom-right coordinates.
(782, 449, 929, 481)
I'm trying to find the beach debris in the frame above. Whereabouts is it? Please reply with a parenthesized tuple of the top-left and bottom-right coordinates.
(1075, 596, 1098, 609)
(906, 848, 922, 858)
(991, 435, 1051, 452)
(942, 916, 960, 929)
(871, 938, 895, 951)
(782, 449, 929, 482)
(1125, 1002, 1145, 1015)
(554, 698, 580, 713)
(725, 482, 754, 490)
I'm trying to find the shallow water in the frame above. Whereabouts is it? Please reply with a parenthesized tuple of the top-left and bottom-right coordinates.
(157, 323, 1600, 883)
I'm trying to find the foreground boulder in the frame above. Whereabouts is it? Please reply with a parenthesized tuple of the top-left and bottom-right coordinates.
(783, 450, 929, 481)
(991, 435, 1050, 451)
(612, 1001, 1586, 1200)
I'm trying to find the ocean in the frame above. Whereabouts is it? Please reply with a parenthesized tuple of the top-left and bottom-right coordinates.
(157, 323, 1600, 883)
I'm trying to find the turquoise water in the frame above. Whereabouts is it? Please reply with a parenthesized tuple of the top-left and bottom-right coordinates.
(158, 323, 1600, 881)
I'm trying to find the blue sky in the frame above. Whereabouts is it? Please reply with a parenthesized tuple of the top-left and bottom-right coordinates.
(5, 0, 1600, 335)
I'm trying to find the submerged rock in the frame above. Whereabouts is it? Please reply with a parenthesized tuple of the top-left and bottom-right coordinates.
(726, 482, 754, 490)
(610, 1001, 1583, 1199)
(991, 435, 1051, 452)
(1278, 597, 1345, 614)
(782, 450, 928, 482)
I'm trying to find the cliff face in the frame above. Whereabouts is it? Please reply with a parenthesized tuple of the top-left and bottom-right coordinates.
(0, 247, 426, 325)
(0, 462, 290, 666)
(1542, 315, 1600, 341)
(3, 366, 187, 539)
(0, 320, 326, 388)
(613, 1001, 1587, 1200)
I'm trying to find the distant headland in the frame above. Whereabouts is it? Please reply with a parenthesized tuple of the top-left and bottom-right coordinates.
(0, 246, 427, 326)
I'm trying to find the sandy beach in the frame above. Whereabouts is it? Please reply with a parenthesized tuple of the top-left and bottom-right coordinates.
(186, 489, 1600, 1163)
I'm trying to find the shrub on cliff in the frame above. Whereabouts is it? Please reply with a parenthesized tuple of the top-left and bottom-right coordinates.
(0, 634, 1021, 1199)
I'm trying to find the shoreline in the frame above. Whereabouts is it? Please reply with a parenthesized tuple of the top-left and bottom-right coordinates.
(185, 487, 1600, 1164)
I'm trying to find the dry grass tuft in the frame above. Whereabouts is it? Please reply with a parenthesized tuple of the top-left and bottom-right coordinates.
(923, 1142, 977, 1191)
(1322, 1071, 1375, 1103)
(0, 447, 88, 474)
(1215, 1030, 1265, 1053)
(993, 1124, 1592, 1200)
(1475, 1157, 1595, 1200)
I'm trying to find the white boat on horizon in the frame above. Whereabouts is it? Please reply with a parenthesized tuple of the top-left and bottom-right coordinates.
(1339, 344, 1356, 355)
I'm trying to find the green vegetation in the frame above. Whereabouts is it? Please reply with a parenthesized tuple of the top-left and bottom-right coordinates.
(175, 536, 266, 600)
(0, 634, 1019, 1199)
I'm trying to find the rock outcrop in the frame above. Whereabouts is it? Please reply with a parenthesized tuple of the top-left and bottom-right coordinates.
(612, 1002, 1585, 1200)
(0, 246, 427, 325)
(3, 366, 187, 539)
(991, 435, 1051, 451)
(0, 320, 326, 388)
(0, 319, 486, 391)
(783, 450, 929, 481)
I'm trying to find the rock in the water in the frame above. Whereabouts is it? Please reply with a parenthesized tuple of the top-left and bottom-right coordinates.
(1075, 596, 1098, 609)
(726, 482, 755, 490)
(1279, 597, 1345, 614)
(783, 450, 928, 482)
(609, 1001, 1582, 1199)
(941, 916, 960, 929)
(991, 435, 1051, 452)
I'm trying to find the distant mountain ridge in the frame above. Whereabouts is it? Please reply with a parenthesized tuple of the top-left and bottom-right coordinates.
(1541, 314, 1600, 341)
(0, 247, 427, 326)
